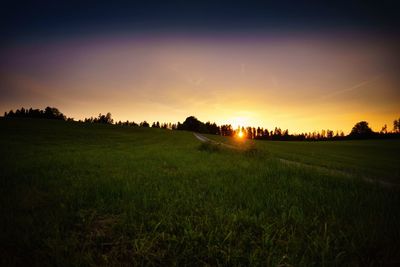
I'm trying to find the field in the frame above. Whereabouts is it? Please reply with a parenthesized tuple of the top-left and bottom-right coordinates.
(1, 118, 399, 266)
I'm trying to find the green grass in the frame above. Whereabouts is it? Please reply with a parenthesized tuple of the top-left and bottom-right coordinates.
(1, 118, 399, 266)
(207, 134, 400, 184)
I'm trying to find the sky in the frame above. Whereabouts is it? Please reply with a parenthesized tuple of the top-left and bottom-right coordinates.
(1, 0, 399, 133)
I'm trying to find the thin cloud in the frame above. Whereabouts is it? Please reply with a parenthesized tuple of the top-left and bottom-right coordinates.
(320, 74, 383, 100)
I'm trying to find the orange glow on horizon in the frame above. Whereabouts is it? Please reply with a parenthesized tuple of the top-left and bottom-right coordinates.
(0, 34, 399, 134)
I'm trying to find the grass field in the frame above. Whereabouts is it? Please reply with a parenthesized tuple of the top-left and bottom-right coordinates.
(206, 134, 400, 185)
(1, 118, 399, 266)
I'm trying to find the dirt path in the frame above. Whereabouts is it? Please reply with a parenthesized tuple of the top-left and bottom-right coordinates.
(193, 133, 399, 189)
(193, 132, 212, 143)
(278, 158, 399, 189)
(193, 132, 237, 149)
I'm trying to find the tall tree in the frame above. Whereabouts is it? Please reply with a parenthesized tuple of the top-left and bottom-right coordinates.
(394, 118, 400, 133)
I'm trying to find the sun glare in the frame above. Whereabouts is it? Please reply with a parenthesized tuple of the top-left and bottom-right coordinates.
(237, 131, 244, 138)
(231, 117, 248, 128)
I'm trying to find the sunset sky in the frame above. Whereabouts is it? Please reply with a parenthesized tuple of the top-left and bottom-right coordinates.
(1, 1, 399, 133)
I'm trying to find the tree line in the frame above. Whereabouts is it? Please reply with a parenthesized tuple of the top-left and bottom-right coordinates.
(3, 107, 400, 141)
(4, 107, 68, 121)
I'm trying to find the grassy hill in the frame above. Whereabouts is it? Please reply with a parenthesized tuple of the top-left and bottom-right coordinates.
(1, 118, 399, 266)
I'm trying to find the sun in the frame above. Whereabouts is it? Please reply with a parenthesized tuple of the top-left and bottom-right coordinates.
(237, 131, 244, 139)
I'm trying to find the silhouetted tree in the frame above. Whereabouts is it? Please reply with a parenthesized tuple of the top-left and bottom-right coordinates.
(327, 130, 334, 139)
(140, 121, 149, 127)
(220, 124, 234, 136)
(205, 121, 220, 135)
(256, 127, 262, 137)
(84, 117, 94, 123)
(4, 106, 66, 120)
(94, 112, 113, 124)
(263, 129, 270, 138)
(394, 118, 400, 133)
(178, 116, 204, 132)
(116, 120, 136, 126)
(380, 124, 387, 134)
(151, 121, 161, 128)
(246, 127, 253, 139)
(44, 107, 66, 120)
(349, 121, 374, 138)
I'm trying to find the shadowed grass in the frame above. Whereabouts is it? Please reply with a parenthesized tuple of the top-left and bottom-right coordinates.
(198, 141, 222, 153)
(207, 134, 400, 185)
(0, 118, 399, 266)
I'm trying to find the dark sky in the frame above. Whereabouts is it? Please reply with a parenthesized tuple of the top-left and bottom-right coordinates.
(2, 0, 399, 42)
